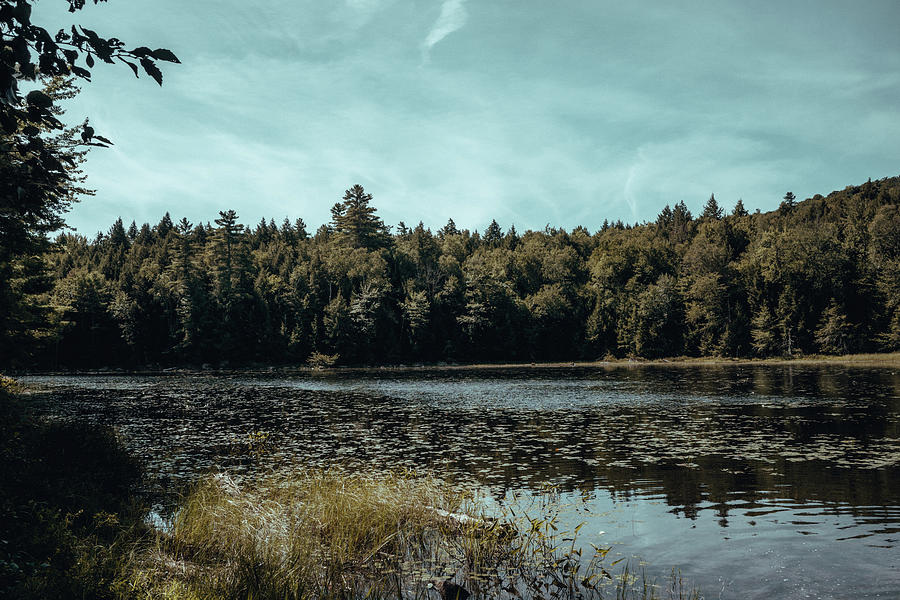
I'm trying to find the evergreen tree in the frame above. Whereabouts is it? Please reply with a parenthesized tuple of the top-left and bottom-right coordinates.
(213, 210, 241, 302)
(295, 217, 309, 240)
(779, 191, 797, 216)
(656, 205, 673, 229)
(332, 185, 390, 249)
(210, 210, 254, 359)
(99, 217, 129, 280)
(483, 220, 503, 247)
(504, 224, 520, 250)
(0, 78, 92, 364)
(439, 218, 459, 238)
(700, 194, 723, 220)
(8, 174, 900, 368)
(156, 212, 174, 238)
(815, 303, 853, 354)
(670, 201, 693, 243)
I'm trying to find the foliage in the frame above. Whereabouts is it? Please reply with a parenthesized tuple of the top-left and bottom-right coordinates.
(332, 184, 391, 250)
(0, 383, 147, 599)
(0, 0, 177, 366)
(0, 0, 177, 255)
(0, 0, 179, 150)
(6, 176, 900, 368)
(0, 77, 88, 365)
(306, 350, 338, 369)
(815, 303, 854, 354)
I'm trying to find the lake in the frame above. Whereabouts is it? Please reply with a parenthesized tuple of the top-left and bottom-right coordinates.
(20, 364, 900, 599)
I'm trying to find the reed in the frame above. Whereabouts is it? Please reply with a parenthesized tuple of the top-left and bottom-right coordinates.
(125, 469, 699, 600)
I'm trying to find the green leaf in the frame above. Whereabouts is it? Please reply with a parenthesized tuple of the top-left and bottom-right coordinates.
(80, 26, 101, 43)
(25, 90, 52, 109)
(13, 1, 32, 24)
(86, 53, 94, 68)
(140, 57, 162, 86)
(152, 48, 180, 63)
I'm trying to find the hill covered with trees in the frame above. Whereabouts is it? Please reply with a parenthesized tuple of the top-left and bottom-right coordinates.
(5, 177, 900, 369)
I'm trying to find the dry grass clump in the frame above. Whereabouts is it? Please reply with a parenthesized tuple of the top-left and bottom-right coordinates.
(128, 469, 467, 599)
(124, 469, 698, 600)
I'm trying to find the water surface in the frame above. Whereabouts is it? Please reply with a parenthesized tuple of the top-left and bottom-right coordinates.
(21, 365, 900, 599)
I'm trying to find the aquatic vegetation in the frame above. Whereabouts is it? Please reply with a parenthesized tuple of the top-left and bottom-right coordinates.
(125, 469, 699, 599)
(21, 366, 900, 597)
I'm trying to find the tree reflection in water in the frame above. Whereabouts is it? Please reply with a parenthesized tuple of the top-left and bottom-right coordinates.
(21, 365, 900, 599)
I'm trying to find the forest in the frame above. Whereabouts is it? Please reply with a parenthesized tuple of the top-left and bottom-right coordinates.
(3, 176, 900, 369)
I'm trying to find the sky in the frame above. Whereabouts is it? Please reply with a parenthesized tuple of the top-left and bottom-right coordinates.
(31, 0, 900, 236)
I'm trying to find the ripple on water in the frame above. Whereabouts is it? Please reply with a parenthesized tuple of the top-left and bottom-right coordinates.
(18, 366, 900, 599)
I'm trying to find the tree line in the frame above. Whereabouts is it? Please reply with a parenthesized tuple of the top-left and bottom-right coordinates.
(1, 3, 897, 370)
(4, 177, 900, 369)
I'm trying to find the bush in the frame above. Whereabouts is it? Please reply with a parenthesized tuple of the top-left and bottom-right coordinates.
(306, 351, 339, 369)
(0, 383, 147, 599)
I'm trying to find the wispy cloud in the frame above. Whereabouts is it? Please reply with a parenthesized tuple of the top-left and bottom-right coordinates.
(38, 0, 900, 235)
(422, 0, 469, 61)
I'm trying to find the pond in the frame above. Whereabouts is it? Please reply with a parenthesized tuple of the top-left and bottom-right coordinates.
(20, 364, 900, 599)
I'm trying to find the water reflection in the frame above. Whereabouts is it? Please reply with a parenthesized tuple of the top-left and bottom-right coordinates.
(21, 365, 900, 599)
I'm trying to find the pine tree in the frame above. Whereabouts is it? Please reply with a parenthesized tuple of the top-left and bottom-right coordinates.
(439, 218, 459, 238)
(701, 194, 723, 220)
(332, 185, 390, 249)
(483, 220, 503, 246)
(213, 210, 241, 302)
(779, 191, 797, 216)
(815, 303, 853, 354)
(294, 218, 309, 240)
(670, 201, 693, 242)
(656, 205, 673, 229)
(156, 212, 174, 238)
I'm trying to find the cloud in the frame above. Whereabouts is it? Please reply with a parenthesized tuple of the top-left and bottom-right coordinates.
(422, 0, 469, 61)
(45, 0, 900, 236)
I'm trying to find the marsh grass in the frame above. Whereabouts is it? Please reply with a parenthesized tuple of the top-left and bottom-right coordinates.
(126, 469, 699, 600)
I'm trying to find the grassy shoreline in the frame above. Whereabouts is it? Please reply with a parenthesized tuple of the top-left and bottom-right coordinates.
(360, 351, 900, 370)
(14, 351, 900, 377)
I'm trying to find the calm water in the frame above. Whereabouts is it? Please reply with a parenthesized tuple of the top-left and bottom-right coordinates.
(20, 365, 900, 599)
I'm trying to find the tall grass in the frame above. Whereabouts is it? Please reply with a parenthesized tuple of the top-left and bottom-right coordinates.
(125, 469, 699, 600)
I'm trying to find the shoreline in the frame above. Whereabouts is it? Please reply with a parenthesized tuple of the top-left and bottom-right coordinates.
(11, 351, 900, 377)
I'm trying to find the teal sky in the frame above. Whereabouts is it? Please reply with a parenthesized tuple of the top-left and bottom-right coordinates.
(33, 1, 900, 235)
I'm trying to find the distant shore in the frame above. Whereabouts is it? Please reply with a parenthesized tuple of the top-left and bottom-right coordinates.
(13, 351, 900, 377)
(367, 352, 900, 371)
